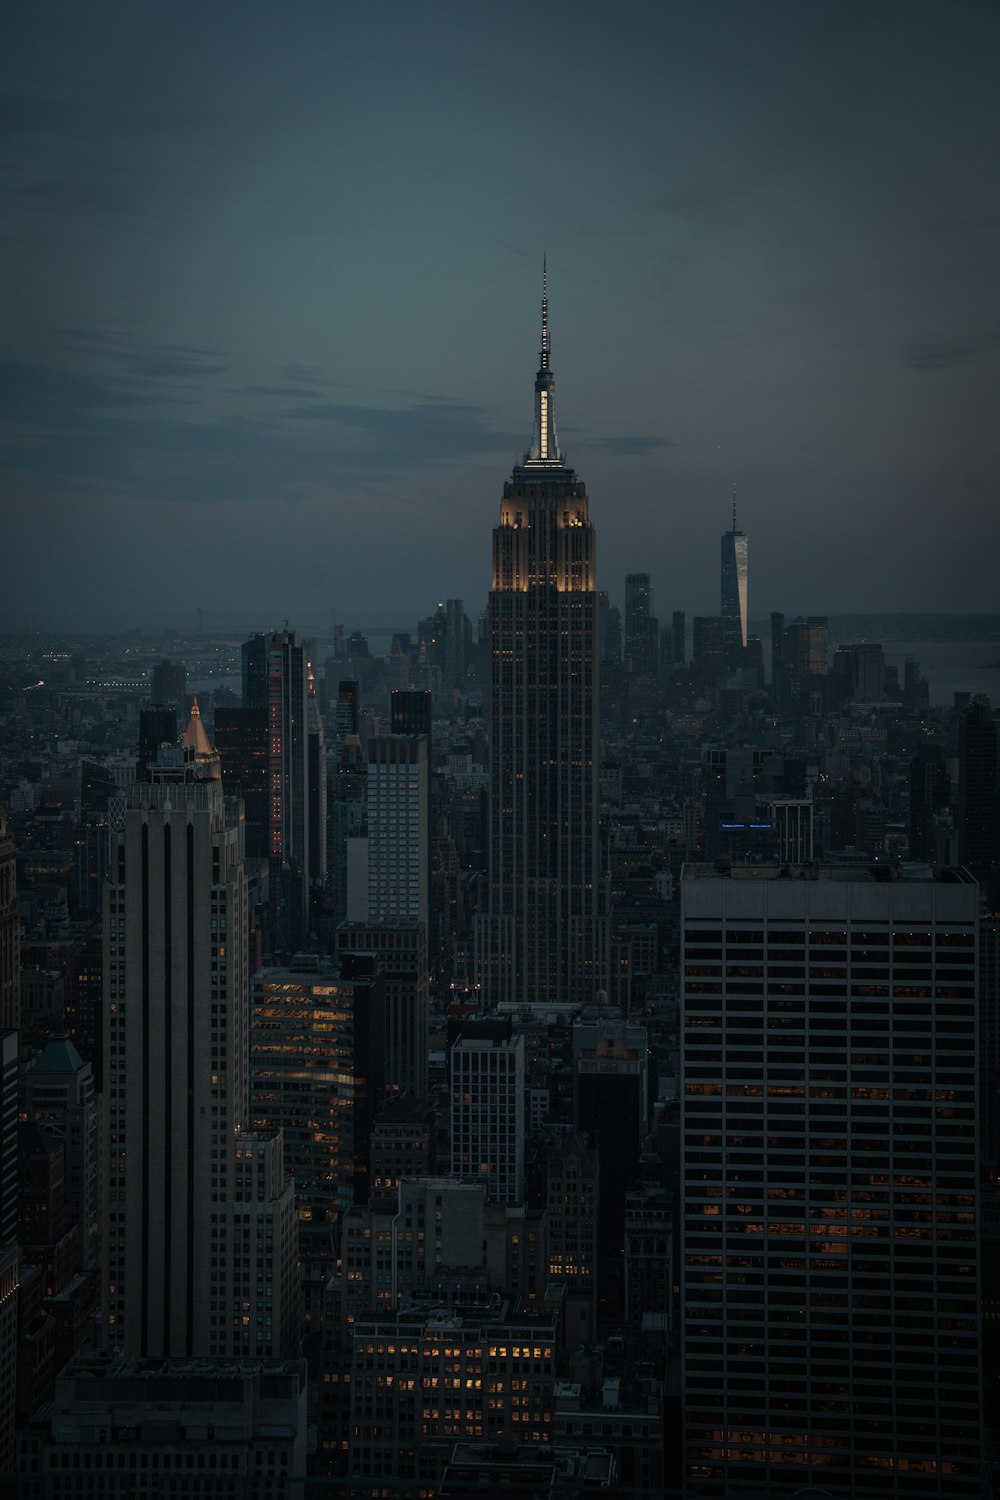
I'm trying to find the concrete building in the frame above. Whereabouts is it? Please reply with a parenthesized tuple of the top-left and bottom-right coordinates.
(17, 1349, 307, 1499)
(21, 1034, 100, 1272)
(344, 1301, 558, 1490)
(680, 862, 982, 1496)
(367, 733, 429, 927)
(336, 920, 428, 1100)
(0, 809, 18, 1032)
(450, 1019, 525, 1203)
(103, 745, 296, 1359)
(251, 959, 385, 1220)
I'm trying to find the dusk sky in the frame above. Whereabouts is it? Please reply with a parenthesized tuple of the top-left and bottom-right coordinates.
(3, 0, 998, 633)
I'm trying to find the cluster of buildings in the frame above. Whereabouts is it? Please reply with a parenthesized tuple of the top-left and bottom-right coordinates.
(0, 283, 998, 1495)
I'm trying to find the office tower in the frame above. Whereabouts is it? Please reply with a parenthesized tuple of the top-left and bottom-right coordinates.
(598, 590, 621, 664)
(767, 796, 814, 864)
(692, 615, 724, 683)
(336, 922, 427, 1100)
(720, 494, 748, 662)
(21, 1035, 100, 1271)
(958, 696, 999, 903)
(0, 810, 17, 1032)
(624, 1183, 672, 1333)
(367, 735, 429, 928)
(670, 609, 685, 668)
(251, 959, 385, 1218)
(0, 1039, 15, 1476)
(625, 572, 658, 676)
(478, 270, 608, 1008)
(137, 704, 178, 781)
(833, 642, 887, 703)
(572, 1020, 650, 1264)
(784, 614, 829, 676)
(909, 744, 951, 863)
(241, 629, 311, 943)
(150, 657, 186, 707)
(540, 1128, 599, 1345)
(449, 1017, 524, 1202)
(444, 598, 469, 690)
(335, 678, 359, 742)
(306, 663, 327, 897)
(214, 705, 269, 857)
(680, 864, 982, 1496)
(770, 610, 785, 686)
(19, 1350, 308, 1497)
(103, 745, 296, 1358)
(391, 689, 432, 735)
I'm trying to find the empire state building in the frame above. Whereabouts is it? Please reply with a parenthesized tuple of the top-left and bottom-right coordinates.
(478, 271, 608, 1008)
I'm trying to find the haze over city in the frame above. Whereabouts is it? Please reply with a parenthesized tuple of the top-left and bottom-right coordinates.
(3, 0, 998, 628)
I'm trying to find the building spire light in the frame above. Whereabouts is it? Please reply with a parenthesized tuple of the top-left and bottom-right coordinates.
(526, 257, 562, 466)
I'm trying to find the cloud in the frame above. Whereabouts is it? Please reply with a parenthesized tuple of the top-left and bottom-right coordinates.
(901, 329, 1000, 372)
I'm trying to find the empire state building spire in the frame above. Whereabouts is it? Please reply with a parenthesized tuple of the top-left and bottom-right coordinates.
(526, 257, 563, 466)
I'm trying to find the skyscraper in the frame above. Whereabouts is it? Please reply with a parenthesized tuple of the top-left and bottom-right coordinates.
(680, 863, 982, 1495)
(625, 572, 657, 676)
(958, 696, 999, 904)
(720, 492, 748, 664)
(103, 744, 296, 1358)
(242, 630, 311, 946)
(478, 269, 607, 1008)
(0, 809, 18, 1032)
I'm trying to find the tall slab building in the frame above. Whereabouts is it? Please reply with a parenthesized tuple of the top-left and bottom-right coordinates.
(680, 863, 982, 1496)
(103, 744, 297, 1358)
(720, 492, 748, 664)
(478, 271, 608, 1008)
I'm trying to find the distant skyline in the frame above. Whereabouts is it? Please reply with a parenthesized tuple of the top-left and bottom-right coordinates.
(2, 0, 998, 627)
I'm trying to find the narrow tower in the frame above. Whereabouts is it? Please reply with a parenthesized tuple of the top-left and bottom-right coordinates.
(478, 268, 608, 1007)
(720, 490, 748, 665)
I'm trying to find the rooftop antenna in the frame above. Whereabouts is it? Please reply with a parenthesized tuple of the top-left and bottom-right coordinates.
(540, 253, 549, 371)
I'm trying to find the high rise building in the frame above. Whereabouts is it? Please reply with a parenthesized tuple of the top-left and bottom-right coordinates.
(103, 744, 296, 1358)
(720, 494, 748, 662)
(958, 696, 999, 904)
(672, 609, 686, 668)
(909, 744, 952, 863)
(625, 573, 657, 676)
(367, 735, 429, 928)
(449, 1016, 524, 1203)
(251, 959, 385, 1219)
(0, 810, 18, 1032)
(137, 705, 178, 782)
(390, 689, 433, 736)
(214, 706, 269, 858)
(478, 269, 607, 1008)
(0, 1031, 17, 1476)
(21, 1035, 101, 1272)
(335, 921, 428, 1100)
(680, 863, 982, 1496)
(242, 630, 311, 946)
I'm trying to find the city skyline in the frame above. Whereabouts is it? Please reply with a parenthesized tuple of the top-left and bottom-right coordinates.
(2, 1, 999, 628)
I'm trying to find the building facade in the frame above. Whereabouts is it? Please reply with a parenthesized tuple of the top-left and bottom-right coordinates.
(102, 746, 296, 1359)
(680, 864, 982, 1496)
